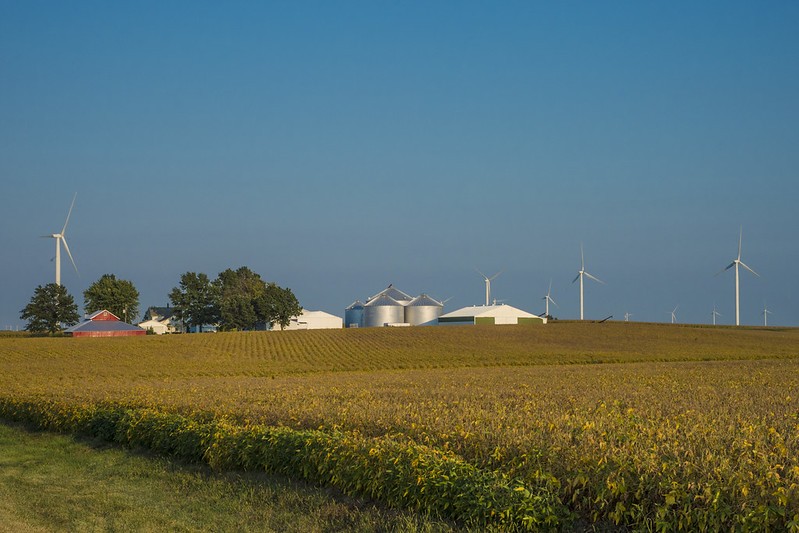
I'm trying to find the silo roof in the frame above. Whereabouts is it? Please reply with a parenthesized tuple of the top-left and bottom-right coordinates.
(367, 284, 413, 303)
(346, 300, 365, 310)
(364, 294, 402, 307)
(406, 294, 443, 307)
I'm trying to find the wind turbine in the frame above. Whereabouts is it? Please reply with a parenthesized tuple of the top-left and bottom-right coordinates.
(712, 304, 722, 326)
(763, 304, 772, 326)
(541, 279, 558, 317)
(624, 312, 632, 322)
(42, 193, 78, 286)
(716, 226, 758, 326)
(476, 269, 502, 306)
(670, 306, 679, 324)
(572, 243, 604, 320)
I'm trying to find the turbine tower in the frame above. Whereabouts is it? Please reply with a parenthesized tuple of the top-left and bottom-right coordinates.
(42, 193, 78, 286)
(670, 306, 679, 324)
(712, 304, 722, 326)
(572, 243, 603, 320)
(476, 269, 502, 306)
(716, 226, 758, 326)
(541, 280, 558, 317)
(763, 304, 772, 326)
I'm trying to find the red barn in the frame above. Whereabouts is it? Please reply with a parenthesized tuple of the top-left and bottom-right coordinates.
(64, 310, 146, 338)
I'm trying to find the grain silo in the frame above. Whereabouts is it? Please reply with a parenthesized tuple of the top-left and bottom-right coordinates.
(363, 293, 405, 327)
(344, 300, 365, 328)
(404, 294, 444, 326)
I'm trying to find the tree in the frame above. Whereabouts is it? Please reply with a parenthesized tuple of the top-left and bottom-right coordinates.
(169, 272, 219, 332)
(20, 283, 80, 334)
(214, 266, 268, 331)
(83, 274, 140, 323)
(257, 282, 302, 330)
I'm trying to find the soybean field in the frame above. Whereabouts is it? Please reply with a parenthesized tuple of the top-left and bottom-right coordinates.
(1, 322, 798, 530)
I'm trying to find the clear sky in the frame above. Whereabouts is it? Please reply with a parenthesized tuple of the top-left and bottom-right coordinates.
(2, 1, 797, 328)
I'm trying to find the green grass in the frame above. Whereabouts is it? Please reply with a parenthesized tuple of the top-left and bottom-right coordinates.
(0, 422, 455, 532)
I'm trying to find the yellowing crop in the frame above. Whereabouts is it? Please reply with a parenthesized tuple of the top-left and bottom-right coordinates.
(1, 322, 798, 530)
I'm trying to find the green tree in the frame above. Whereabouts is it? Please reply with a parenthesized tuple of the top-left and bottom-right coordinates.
(214, 266, 268, 331)
(169, 272, 219, 332)
(257, 283, 302, 330)
(20, 283, 80, 334)
(83, 274, 140, 323)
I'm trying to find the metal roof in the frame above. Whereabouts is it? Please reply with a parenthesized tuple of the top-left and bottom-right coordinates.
(367, 284, 413, 303)
(406, 294, 443, 307)
(438, 304, 541, 320)
(346, 300, 365, 310)
(65, 319, 145, 333)
(364, 294, 403, 307)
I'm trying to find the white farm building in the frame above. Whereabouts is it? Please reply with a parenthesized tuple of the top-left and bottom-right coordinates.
(275, 310, 343, 330)
(438, 304, 546, 326)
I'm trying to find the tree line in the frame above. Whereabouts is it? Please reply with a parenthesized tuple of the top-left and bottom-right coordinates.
(19, 266, 301, 334)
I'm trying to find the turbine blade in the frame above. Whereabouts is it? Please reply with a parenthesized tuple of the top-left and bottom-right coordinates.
(584, 271, 604, 284)
(572, 273, 580, 284)
(61, 237, 78, 274)
(489, 270, 503, 281)
(738, 226, 743, 261)
(61, 193, 77, 235)
(475, 268, 487, 280)
(714, 263, 735, 276)
(739, 261, 759, 277)
(580, 243, 585, 270)
(549, 296, 559, 308)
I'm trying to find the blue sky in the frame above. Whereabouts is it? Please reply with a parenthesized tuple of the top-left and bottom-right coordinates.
(2, 2, 797, 328)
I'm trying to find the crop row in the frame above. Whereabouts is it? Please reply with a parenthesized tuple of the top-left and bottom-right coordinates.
(0, 397, 566, 530)
(2, 324, 799, 529)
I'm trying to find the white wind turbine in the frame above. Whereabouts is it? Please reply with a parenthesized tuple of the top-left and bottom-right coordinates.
(716, 226, 758, 326)
(476, 269, 502, 306)
(712, 304, 722, 326)
(762, 304, 772, 326)
(624, 312, 632, 322)
(42, 193, 79, 286)
(572, 243, 604, 320)
(670, 305, 679, 324)
(541, 279, 558, 317)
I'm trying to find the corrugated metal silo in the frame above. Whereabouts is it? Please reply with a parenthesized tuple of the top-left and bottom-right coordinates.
(404, 294, 444, 326)
(344, 300, 365, 328)
(363, 294, 404, 327)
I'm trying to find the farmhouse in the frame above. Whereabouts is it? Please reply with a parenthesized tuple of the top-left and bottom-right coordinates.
(438, 304, 546, 326)
(65, 310, 146, 337)
(139, 306, 184, 334)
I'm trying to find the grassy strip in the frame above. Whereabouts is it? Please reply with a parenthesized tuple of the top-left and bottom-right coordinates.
(0, 422, 454, 533)
(0, 398, 570, 530)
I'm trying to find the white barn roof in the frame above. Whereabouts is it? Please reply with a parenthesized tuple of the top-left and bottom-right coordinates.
(277, 310, 343, 330)
(439, 304, 546, 325)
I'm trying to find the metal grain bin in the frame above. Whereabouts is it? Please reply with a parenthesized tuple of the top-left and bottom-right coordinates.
(404, 294, 444, 326)
(344, 300, 365, 328)
(363, 294, 404, 327)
